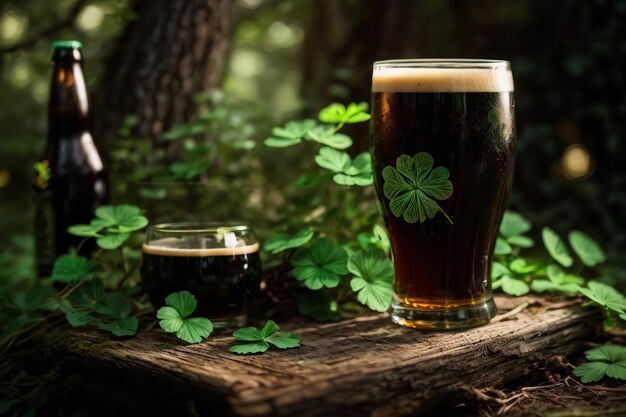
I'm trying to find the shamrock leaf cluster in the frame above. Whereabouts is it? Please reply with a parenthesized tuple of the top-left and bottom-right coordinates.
(157, 291, 213, 344)
(62, 279, 138, 337)
(50, 254, 94, 282)
(318, 102, 371, 125)
(530, 264, 584, 296)
(348, 251, 393, 312)
(573, 344, 626, 383)
(68, 204, 148, 249)
(577, 281, 626, 317)
(230, 320, 302, 354)
(291, 238, 348, 290)
(382, 152, 453, 224)
(495, 211, 534, 255)
(315, 147, 373, 186)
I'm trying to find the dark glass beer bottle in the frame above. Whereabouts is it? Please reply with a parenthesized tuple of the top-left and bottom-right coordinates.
(34, 40, 108, 277)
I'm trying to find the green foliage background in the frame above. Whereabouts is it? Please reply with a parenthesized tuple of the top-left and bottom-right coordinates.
(0, 0, 625, 290)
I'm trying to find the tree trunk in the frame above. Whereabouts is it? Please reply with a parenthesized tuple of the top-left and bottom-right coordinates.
(95, 0, 232, 143)
(34, 296, 602, 417)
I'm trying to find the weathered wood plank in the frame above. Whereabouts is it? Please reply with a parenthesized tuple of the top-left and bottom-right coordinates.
(38, 296, 602, 417)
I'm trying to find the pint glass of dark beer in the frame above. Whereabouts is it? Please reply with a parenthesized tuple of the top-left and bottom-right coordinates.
(141, 223, 262, 328)
(370, 60, 515, 329)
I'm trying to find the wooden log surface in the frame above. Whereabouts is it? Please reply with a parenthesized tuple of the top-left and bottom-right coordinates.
(38, 295, 602, 417)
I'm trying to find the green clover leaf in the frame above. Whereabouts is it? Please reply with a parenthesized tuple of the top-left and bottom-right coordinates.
(499, 275, 530, 296)
(568, 230, 606, 267)
(9, 286, 56, 313)
(67, 224, 103, 237)
(494, 237, 512, 255)
(68, 204, 147, 250)
(498, 211, 534, 249)
(230, 320, 301, 355)
(51, 254, 94, 282)
(94, 292, 132, 319)
(156, 291, 213, 344)
(69, 279, 104, 309)
(265, 227, 314, 254)
(314, 147, 373, 186)
(264, 119, 316, 147)
(97, 316, 139, 337)
(306, 126, 353, 149)
(291, 238, 348, 290)
(96, 233, 130, 250)
(315, 147, 350, 172)
(577, 281, 626, 315)
(541, 227, 573, 267)
(348, 251, 393, 312)
(531, 264, 584, 295)
(382, 152, 453, 224)
(356, 224, 391, 255)
(93, 204, 148, 233)
(318, 102, 371, 124)
(573, 345, 626, 383)
(333, 153, 373, 186)
(230, 341, 269, 354)
(65, 311, 95, 328)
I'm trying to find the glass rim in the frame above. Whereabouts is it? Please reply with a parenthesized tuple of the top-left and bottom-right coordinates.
(373, 59, 510, 69)
(147, 222, 251, 234)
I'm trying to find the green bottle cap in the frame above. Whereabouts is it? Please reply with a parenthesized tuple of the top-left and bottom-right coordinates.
(52, 40, 83, 50)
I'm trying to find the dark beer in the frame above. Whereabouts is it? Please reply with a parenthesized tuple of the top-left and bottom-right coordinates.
(370, 60, 515, 329)
(35, 40, 108, 276)
(141, 228, 261, 327)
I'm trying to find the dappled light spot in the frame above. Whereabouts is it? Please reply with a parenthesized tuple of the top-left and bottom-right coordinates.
(6, 59, 31, 88)
(77, 5, 105, 32)
(0, 8, 27, 42)
(560, 144, 594, 180)
(229, 49, 264, 78)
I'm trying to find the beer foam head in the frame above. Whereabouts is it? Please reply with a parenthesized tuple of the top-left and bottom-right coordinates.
(143, 237, 259, 257)
(372, 60, 514, 93)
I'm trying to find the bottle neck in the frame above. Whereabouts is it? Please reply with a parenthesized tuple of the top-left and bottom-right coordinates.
(48, 59, 91, 139)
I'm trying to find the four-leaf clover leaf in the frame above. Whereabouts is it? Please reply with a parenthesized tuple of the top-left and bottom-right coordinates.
(230, 320, 302, 354)
(573, 344, 626, 383)
(382, 152, 453, 224)
(291, 238, 348, 290)
(157, 291, 213, 344)
(348, 251, 393, 312)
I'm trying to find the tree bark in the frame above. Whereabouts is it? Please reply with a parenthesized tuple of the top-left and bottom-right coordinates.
(35, 296, 602, 417)
(95, 0, 232, 143)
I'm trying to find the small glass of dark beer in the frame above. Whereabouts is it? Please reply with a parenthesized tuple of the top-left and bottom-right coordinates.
(140, 223, 262, 328)
(370, 59, 515, 329)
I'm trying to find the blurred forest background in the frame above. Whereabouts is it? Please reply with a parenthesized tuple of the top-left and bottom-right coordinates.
(0, 0, 625, 287)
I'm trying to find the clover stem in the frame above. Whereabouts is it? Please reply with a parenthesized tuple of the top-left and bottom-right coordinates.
(75, 236, 91, 254)
(438, 206, 454, 225)
(118, 246, 128, 275)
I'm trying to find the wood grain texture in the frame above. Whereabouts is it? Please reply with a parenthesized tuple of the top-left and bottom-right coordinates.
(39, 296, 601, 417)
